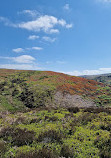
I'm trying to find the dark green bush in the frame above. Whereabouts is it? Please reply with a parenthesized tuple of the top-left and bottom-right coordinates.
(19, 87, 35, 108)
(0, 141, 7, 154)
(12, 128, 35, 146)
(94, 135, 111, 158)
(84, 107, 111, 114)
(68, 107, 80, 113)
(60, 145, 74, 158)
(37, 147, 57, 158)
(30, 117, 41, 124)
(14, 116, 27, 125)
(0, 127, 35, 146)
(39, 75, 49, 80)
(80, 112, 97, 125)
(44, 116, 58, 122)
(15, 150, 38, 158)
(37, 129, 63, 143)
(0, 127, 14, 142)
(16, 147, 57, 158)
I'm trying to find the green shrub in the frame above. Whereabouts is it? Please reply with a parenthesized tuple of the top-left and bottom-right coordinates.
(37, 129, 63, 143)
(16, 147, 57, 158)
(0, 127, 35, 146)
(68, 107, 80, 113)
(60, 145, 74, 158)
(0, 141, 7, 155)
(94, 134, 111, 158)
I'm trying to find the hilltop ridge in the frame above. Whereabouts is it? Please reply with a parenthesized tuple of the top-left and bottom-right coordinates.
(81, 73, 111, 85)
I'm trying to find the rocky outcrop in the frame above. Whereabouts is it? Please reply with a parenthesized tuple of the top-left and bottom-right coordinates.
(53, 91, 96, 108)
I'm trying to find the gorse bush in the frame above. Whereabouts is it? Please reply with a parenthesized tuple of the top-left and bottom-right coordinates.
(15, 147, 57, 158)
(60, 145, 75, 158)
(0, 127, 35, 146)
(0, 108, 111, 158)
(19, 85, 55, 108)
(37, 129, 63, 143)
(94, 134, 111, 158)
(19, 87, 35, 108)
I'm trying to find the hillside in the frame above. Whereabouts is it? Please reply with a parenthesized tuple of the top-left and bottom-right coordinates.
(0, 69, 111, 158)
(0, 69, 111, 112)
(81, 73, 111, 85)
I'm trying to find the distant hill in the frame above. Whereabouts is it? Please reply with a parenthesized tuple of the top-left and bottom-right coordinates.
(81, 73, 111, 85)
(0, 69, 111, 112)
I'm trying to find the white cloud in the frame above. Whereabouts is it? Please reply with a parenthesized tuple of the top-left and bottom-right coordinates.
(0, 17, 16, 27)
(42, 36, 56, 43)
(13, 55, 35, 63)
(0, 54, 45, 70)
(17, 15, 69, 33)
(31, 47, 43, 50)
(64, 67, 111, 76)
(18, 10, 39, 18)
(58, 19, 66, 26)
(28, 35, 39, 40)
(12, 46, 43, 53)
(0, 15, 73, 34)
(49, 29, 59, 34)
(0, 64, 43, 70)
(0, 55, 35, 64)
(63, 4, 70, 10)
(12, 48, 24, 53)
(66, 24, 73, 29)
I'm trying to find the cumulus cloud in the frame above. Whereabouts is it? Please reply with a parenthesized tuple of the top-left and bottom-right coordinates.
(31, 47, 43, 50)
(26, 47, 43, 51)
(28, 35, 39, 40)
(17, 15, 71, 33)
(0, 55, 35, 64)
(12, 48, 24, 53)
(66, 24, 73, 29)
(0, 64, 43, 70)
(13, 55, 35, 63)
(0, 54, 45, 70)
(42, 36, 56, 43)
(0, 15, 73, 34)
(18, 10, 39, 18)
(49, 29, 59, 34)
(12, 46, 43, 53)
(64, 68, 111, 76)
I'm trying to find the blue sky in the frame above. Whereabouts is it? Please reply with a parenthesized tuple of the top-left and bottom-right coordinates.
(0, 0, 111, 75)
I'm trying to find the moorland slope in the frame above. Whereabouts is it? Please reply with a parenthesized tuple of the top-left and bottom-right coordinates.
(0, 69, 111, 158)
(0, 69, 111, 112)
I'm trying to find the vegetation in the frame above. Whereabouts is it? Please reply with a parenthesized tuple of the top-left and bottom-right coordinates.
(0, 69, 111, 112)
(0, 69, 111, 157)
(0, 107, 111, 158)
